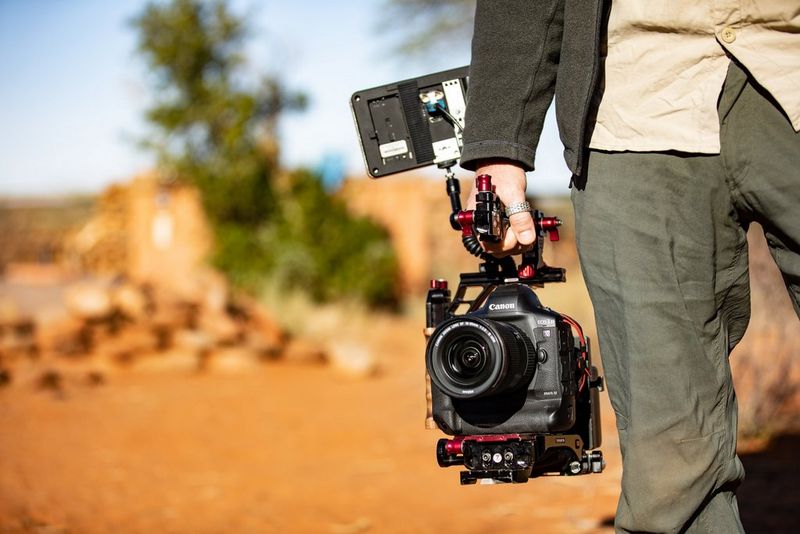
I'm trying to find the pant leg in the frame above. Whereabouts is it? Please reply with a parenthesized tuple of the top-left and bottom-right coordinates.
(571, 148, 750, 533)
(720, 63, 800, 318)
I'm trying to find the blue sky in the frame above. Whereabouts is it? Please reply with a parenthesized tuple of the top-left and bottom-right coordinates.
(0, 0, 570, 197)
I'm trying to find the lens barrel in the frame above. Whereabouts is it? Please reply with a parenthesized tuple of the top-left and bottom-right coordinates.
(426, 317, 536, 399)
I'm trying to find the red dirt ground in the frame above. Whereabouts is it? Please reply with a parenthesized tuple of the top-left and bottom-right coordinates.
(0, 314, 623, 534)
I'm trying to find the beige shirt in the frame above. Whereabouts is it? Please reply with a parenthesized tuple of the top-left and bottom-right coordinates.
(589, 1, 800, 153)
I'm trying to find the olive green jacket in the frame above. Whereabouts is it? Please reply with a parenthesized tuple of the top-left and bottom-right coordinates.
(460, 0, 605, 177)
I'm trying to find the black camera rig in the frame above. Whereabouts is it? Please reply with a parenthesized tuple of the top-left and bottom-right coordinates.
(426, 172, 604, 484)
(352, 67, 605, 485)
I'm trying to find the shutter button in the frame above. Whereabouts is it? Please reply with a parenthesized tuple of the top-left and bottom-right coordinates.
(720, 27, 736, 44)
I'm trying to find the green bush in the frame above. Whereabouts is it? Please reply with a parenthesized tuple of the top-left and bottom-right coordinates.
(253, 170, 398, 307)
(133, 0, 399, 307)
(207, 170, 399, 307)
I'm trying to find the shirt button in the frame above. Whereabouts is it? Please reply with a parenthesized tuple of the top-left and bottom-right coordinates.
(720, 27, 736, 44)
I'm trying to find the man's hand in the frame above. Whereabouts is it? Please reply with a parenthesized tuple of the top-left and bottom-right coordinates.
(467, 161, 536, 257)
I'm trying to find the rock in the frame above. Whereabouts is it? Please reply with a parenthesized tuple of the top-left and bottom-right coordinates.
(205, 347, 261, 374)
(11, 317, 36, 338)
(173, 329, 214, 355)
(198, 270, 229, 314)
(148, 322, 173, 351)
(198, 311, 241, 347)
(64, 281, 112, 320)
(36, 317, 92, 356)
(149, 307, 182, 337)
(132, 349, 200, 373)
(282, 338, 326, 365)
(85, 370, 106, 386)
(149, 298, 199, 331)
(0, 299, 22, 325)
(0, 334, 37, 363)
(327, 342, 379, 378)
(249, 303, 287, 348)
(0, 314, 37, 360)
(111, 282, 147, 319)
(175, 301, 201, 330)
(92, 325, 159, 365)
(244, 330, 283, 360)
(36, 369, 63, 392)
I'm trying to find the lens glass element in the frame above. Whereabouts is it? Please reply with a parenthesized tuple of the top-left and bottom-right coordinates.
(443, 335, 491, 387)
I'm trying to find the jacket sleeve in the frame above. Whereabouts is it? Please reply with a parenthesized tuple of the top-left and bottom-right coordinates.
(460, 0, 565, 172)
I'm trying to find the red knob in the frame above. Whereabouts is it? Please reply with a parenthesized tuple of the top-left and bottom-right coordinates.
(540, 216, 561, 229)
(476, 174, 492, 192)
(445, 437, 464, 455)
(430, 279, 448, 290)
(518, 264, 536, 279)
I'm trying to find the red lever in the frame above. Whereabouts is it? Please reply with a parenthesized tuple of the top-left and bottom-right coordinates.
(539, 216, 561, 241)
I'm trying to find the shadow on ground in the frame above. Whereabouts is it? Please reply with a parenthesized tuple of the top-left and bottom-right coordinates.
(738, 433, 799, 533)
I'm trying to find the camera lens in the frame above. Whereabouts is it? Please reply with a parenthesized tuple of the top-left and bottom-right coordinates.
(426, 317, 535, 399)
(460, 348, 481, 368)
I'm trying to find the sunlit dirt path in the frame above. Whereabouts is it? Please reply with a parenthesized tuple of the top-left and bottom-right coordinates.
(0, 315, 622, 533)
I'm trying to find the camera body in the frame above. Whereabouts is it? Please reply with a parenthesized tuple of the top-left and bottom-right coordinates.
(428, 284, 579, 436)
(425, 259, 604, 484)
(422, 173, 604, 484)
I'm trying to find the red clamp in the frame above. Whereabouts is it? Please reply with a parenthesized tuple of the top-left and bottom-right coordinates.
(457, 210, 475, 237)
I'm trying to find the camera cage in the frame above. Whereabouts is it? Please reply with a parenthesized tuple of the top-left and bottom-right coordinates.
(352, 67, 605, 485)
(424, 209, 606, 483)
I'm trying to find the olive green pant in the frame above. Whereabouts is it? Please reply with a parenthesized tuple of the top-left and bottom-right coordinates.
(571, 61, 800, 533)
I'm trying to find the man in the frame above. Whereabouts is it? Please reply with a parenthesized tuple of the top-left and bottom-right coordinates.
(459, 1, 799, 532)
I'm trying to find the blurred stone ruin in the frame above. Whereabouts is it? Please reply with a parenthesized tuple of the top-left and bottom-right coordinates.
(0, 174, 340, 395)
(0, 272, 332, 394)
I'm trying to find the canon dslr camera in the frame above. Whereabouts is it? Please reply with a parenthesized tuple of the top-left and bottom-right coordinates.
(352, 67, 605, 484)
